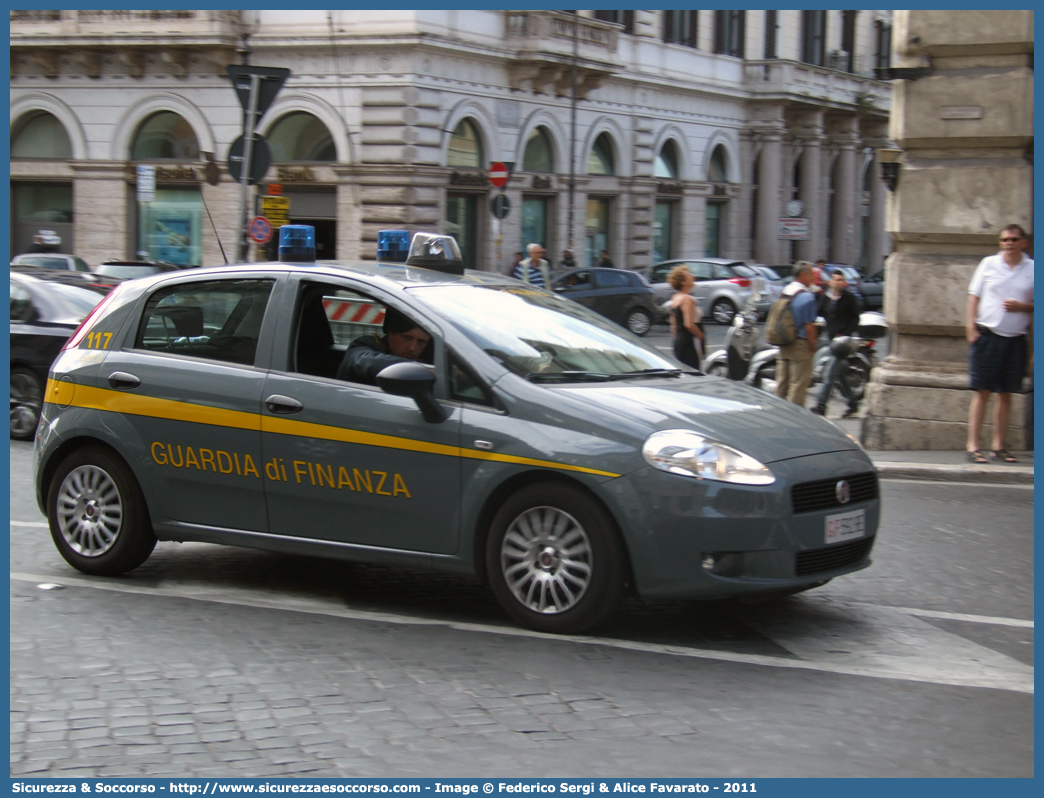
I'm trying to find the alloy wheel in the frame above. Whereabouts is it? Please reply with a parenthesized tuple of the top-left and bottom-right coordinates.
(55, 465, 124, 557)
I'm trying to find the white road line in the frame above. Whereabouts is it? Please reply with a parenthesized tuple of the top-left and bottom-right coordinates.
(879, 478, 1033, 489)
(11, 521, 48, 528)
(11, 570, 1034, 695)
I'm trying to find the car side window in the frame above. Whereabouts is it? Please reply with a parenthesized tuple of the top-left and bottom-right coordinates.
(713, 264, 735, 279)
(559, 271, 592, 290)
(291, 281, 433, 381)
(135, 278, 275, 366)
(449, 352, 494, 407)
(74, 258, 91, 272)
(687, 262, 713, 280)
(651, 264, 673, 283)
(595, 270, 630, 288)
(10, 282, 36, 322)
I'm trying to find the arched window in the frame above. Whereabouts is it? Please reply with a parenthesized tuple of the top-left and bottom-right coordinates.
(587, 133, 615, 175)
(654, 141, 679, 179)
(131, 112, 199, 160)
(448, 118, 483, 168)
(267, 112, 336, 162)
(708, 145, 729, 183)
(523, 126, 554, 173)
(12, 112, 72, 159)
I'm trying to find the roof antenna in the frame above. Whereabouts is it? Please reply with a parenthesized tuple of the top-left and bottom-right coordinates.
(200, 152, 229, 265)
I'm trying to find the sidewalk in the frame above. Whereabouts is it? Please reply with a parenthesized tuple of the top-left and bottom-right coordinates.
(829, 413, 1034, 485)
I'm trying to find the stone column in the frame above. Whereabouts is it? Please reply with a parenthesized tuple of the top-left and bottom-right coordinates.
(862, 10, 1034, 450)
(827, 115, 859, 264)
(862, 120, 890, 275)
(71, 161, 129, 265)
(749, 105, 786, 266)
(791, 110, 824, 262)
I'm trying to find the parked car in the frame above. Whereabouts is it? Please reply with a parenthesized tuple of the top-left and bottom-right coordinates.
(33, 231, 880, 634)
(11, 263, 125, 295)
(94, 260, 183, 280)
(824, 264, 867, 310)
(10, 271, 104, 440)
(641, 258, 754, 324)
(860, 270, 884, 310)
(12, 252, 92, 273)
(732, 263, 783, 318)
(550, 267, 660, 336)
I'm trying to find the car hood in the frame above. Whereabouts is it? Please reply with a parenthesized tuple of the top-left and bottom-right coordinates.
(551, 376, 860, 464)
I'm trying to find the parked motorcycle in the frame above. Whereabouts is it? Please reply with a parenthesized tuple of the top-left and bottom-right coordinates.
(703, 279, 769, 380)
(745, 311, 888, 399)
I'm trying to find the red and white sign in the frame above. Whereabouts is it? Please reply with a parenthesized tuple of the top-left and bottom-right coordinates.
(248, 216, 273, 244)
(323, 300, 386, 326)
(489, 162, 509, 188)
(778, 217, 810, 240)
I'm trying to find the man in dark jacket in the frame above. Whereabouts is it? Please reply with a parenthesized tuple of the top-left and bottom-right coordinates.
(812, 269, 862, 417)
(336, 307, 431, 385)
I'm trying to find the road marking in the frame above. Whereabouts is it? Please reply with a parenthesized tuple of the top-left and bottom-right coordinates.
(11, 569, 1033, 695)
(879, 478, 1033, 489)
(11, 521, 48, 528)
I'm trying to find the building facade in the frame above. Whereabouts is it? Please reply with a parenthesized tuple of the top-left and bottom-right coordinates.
(11, 9, 893, 273)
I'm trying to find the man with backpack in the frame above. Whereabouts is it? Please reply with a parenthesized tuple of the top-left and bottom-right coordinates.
(767, 261, 818, 405)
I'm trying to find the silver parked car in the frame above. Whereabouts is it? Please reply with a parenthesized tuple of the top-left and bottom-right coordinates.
(642, 258, 754, 324)
(12, 252, 92, 273)
(732, 264, 784, 319)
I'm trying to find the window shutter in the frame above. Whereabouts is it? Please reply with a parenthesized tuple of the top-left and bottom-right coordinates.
(663, 10, 674, 43)
(764, 10, 777, 59)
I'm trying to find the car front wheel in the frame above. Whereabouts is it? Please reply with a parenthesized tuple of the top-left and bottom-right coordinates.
(10, 367, 43, 441)
(711, 298, 737, 325)
(486, 482, 625, 634)
(624, 307, 652, 336)
(47, 446, 156, 576)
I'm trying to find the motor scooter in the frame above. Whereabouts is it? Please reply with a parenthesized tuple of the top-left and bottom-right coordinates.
(745, 311, 888, 398)
(703, 279, 768, 380)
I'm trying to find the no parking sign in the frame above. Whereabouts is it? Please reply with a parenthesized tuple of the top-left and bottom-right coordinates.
(248, 216, 273, 245)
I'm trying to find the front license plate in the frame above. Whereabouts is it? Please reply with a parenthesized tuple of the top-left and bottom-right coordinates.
(825, 509, 865, 544)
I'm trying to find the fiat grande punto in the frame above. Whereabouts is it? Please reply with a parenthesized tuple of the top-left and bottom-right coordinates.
(34, 233, 879, 634)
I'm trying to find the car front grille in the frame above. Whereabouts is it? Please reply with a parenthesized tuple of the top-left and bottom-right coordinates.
(791, 472, 878, 515)
(795, 536, 875, 577)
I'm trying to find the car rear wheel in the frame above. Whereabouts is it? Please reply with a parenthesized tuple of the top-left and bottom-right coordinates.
(624, 307, 652, 336)
(711, 298, 737, 325)
(10, 367, 43, 441)
(486, 482, 624, 634)
(47, 446, 156, 576)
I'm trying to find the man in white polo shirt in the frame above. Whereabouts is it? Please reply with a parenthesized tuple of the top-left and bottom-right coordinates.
(966, 224, 1034, 463)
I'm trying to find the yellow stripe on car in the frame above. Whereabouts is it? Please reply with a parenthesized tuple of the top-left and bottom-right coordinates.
(46, 380, 620, 479)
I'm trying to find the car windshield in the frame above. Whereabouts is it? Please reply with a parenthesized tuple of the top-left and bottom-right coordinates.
(96, 264, 157, 279)
(16, 255, 68, 270)
(41, 282, 103, 320)
(412, 284, 683, 379)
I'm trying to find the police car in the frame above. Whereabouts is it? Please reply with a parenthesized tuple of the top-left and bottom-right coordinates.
(34, 228, 879, 634)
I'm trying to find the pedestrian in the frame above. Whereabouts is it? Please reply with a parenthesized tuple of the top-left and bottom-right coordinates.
(560, 249, 577, 269)
(25, 231, 60, 254)
(811, 268, 862, 417)
(965, 224, 1034, 464)
(508, 250, 524, 276)
(813, 258, 828, 290)
(666, 265, 704, 372)
(511, 243, 552, 289)
(774, 261, 819, 406)
(596, 249, 615, 268)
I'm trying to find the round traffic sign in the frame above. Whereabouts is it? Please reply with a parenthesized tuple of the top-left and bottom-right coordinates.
(248, 216, 273, 245)
(491, 193, 511, 219)
(227, 134, 272, 185)
(489, 162, 509, 188)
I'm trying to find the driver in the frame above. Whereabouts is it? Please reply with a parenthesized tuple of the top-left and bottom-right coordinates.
(336, 306, 432, 385)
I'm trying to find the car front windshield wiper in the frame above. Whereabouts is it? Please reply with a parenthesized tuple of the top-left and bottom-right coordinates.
(606, 368, 686, 380)
(525, 371, 614, 383)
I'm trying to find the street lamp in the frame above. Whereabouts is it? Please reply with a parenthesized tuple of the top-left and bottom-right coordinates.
(877, 147, 902, 192)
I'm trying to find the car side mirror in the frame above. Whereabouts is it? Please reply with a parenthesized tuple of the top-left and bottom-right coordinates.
(375, 361, 449, 423)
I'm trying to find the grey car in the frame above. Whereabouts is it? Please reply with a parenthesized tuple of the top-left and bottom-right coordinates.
(34, 233, 880, 635)
(642, 258, 754, 325)
(550, 267, 659, 336)
(12, 252, 92, 273)
(860, 270, 884, 311)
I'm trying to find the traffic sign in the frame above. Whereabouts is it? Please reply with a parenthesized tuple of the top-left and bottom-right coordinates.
(491, 193, 511, 219)
(489, 162, 509, 188)
(227, 66, 291, 121)
(248, 216, 273, 245)
(227, 134, 272, 185)
(261, 196, 291, 228)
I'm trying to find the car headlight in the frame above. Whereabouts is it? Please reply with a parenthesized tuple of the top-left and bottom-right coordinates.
(642, 430, 775, 485)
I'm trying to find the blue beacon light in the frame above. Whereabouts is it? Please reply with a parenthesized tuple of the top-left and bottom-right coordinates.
(278, 224, 316, 263)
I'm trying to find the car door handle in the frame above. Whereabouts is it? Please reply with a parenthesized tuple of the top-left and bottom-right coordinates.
(265, 394, 303, 414)
(108, 372, 140, 390)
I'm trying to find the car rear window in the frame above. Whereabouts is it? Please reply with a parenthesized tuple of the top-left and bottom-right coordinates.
(17, 256, 68, 271)
(135, 278, 275, 366)
(96, 265, 157, 279)
(595, 270, 630, 288)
